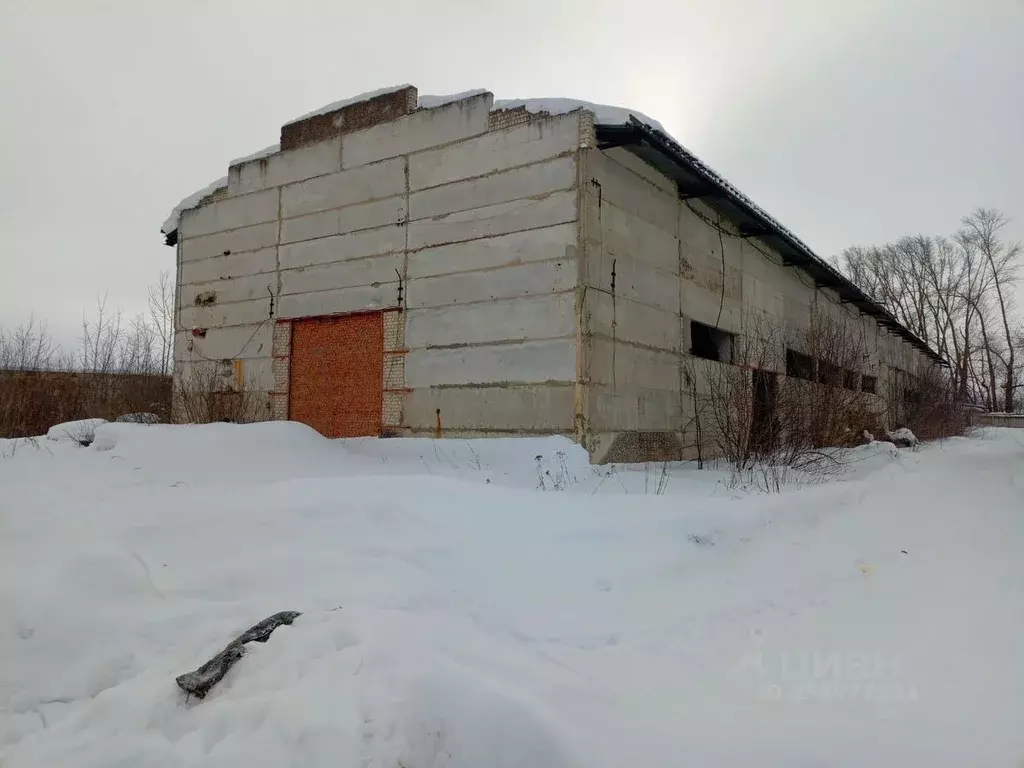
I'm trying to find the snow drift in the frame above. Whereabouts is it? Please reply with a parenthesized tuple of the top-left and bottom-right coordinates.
(1, 424, 1022, 766)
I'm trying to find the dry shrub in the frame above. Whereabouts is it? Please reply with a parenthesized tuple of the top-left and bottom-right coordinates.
(0, 370, 170, 438)
(891, 364, 971, 441)
(691, 311, 886, 489)
(690, 307, 972, 490)
(172, 360, 269, 424)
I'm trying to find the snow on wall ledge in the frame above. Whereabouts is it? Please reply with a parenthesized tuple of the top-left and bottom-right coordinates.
(160, 87, 670, 238)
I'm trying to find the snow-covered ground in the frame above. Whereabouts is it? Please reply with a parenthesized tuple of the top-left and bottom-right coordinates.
(1, 424, 1022, 766)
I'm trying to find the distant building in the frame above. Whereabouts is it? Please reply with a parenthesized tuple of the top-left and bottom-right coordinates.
(161, 85, 943, 461)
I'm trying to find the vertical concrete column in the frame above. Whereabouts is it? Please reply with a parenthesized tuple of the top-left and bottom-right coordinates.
(381, 309, 407, 433)
(271, 320, 292, 420)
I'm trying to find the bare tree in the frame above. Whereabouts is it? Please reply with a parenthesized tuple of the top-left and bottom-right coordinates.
(960, 208, 1020, 412)
(148, 270, 174, 375)
(0, 316, 55, 371)
(79, 294, 124, 374)
(838, 208, 1021, 412)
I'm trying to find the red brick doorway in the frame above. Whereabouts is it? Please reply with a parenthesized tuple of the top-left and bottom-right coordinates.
(289, 313, 383, 438)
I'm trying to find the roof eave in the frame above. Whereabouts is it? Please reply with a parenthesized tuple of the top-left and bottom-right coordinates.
(594, 119, 947, 367)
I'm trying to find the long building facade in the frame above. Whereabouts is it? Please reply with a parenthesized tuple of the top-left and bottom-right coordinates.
(162, 85, 942, 462)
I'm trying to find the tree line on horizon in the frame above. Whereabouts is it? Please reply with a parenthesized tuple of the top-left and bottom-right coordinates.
(836, 207, 1021, 413)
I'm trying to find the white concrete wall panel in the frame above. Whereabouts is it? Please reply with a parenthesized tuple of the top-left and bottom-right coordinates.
(408, 156, 576, 221)
(586, 252, 679, 314)
(180, 298, 273, 329)
(588, 388, 682, 431)
(586, 292, 680, 352)
(279, 225, 406, 270)
(586, 199, 679, 275)
(276, 284, 398, 319)
(406, 261, 575, 310)
(187, 324, 274, 361)
(181, 247, 277, 285)
(409, 113, 580, 190)
(405, 293, 575, 349)
(280, 158, 405, 218)
(588, 339, 679, 391)
(408, 191, 576, 250)
(405, 339, 576, 387)
(407, 224, 575, 279)
(404, 385, 575, 431)
(587, 151, 678, 234)
(184, 273, 276, 306)
(342, 94, 492, 168)
(280, 196, 405, 244)
(280, 253, 404, 296)
(602, 147, 676, 195)
(178, 189, 279, 239)
(180, 222, 279, 263)
(228, 139, 341, 196)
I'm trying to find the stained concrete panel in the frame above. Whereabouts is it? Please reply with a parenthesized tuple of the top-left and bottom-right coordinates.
(586, 292, 680, 352)
(405, 339, 576, 387)
(280, 196, 405, 244)
(408, 156, 576, 221)
(407, 224, 575, 279)
(180, 222, 279, 263)
(180, 297, 273, 329)
(186, 324, 274, 361)
(406, 261, 575, 310)
(583, 198, 680, 275)
(181, 247, 277, 285)
(178, 189, 279, 239)
(184, 273, 276, 306)
(586, 150, 678, 234)
(279, 225, 406, 269)
(408, 191, 576, 250)
(342, 94, 492, 168)
(588, 387, 682, 432)
(228, 139, 341, 196)
(280, 253, 405, 296)
(587, 252, 679, 314)
(404, 384, 574, 431)
(280, 157, 405, 219)
(588, 339, 679, 392)
(405, 293, 576, 349)
(410, 113, 580, 190)
(276, 284, 398, 319)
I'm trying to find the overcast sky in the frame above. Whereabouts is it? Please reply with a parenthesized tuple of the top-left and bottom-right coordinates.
(2, 0, 1022, 348)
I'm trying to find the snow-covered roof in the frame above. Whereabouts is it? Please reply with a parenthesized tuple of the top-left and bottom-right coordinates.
(492, 98, 667, 134)
(230, 143, 279, 167)
(416, 90, 489, 110)
(161, 175, 228, 239)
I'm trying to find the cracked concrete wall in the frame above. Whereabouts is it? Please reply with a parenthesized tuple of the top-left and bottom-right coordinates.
(173, 90, 586, 434)
(578, 147, 938, 462)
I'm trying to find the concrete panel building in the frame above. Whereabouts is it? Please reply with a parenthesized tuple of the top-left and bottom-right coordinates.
(162, 85, 943, 461)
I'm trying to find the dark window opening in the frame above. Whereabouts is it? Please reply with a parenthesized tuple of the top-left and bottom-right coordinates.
(862, 375, 877, 394)
(817, 360, 842, 386)
(786, 348, 814, 380)
(750, 370, 779, 453)
(843, 370, 859, 390)
(691, 321, 734, 363)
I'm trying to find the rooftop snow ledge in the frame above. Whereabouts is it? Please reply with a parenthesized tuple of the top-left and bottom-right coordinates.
(229, 143, 280, 168)
(492, 98, 667, 134)
(161, 176, 228, 239)
(417, 90, 489, 110)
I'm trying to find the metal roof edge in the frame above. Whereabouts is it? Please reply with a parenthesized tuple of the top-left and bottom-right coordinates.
(601, 118, 946, 366)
